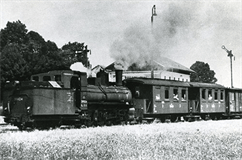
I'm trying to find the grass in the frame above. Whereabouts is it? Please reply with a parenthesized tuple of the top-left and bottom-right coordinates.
(0, 119, 242, 160)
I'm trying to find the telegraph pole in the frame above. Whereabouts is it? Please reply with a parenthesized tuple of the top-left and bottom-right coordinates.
(221, 45, 235, 88)
(151, 5, 157, 78)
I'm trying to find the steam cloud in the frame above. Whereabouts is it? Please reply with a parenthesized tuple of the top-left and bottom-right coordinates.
(70, 62, 87, 72)
(110, 1, 241, 71)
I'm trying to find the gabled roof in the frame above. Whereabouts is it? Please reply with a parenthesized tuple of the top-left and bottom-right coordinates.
(152, 57, 194, 73)
(91, 65, 106, 72)
(105, 57, 194, 74)
(105, 61, 125, 71)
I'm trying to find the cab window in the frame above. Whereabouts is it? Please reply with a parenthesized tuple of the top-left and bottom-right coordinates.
(54, 75, 61, 81)
(32, 76, 39, 81)
(43, 76, 51, 81)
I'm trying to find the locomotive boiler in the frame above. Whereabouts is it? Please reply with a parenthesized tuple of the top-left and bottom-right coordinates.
(2, 69, 132, 129)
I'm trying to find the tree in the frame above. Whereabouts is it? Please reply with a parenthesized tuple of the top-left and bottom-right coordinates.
(61, 42, 91, 68)
(190, 61, 217, 83)
(0, 43, 28, 82)
(24, 31, 63, 74)
(0, 20, 28, 51)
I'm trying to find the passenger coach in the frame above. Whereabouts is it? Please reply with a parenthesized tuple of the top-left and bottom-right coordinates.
(225, 88, 242, 118)
(124, 78, 227, 122)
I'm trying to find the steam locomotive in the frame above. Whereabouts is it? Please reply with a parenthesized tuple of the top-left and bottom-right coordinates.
(2, 69, 242, 130)
(2, 70, 132, 129)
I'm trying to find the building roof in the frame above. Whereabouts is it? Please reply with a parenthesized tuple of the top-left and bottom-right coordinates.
(152, 57, 194, 73)
(105, 61, 124, 71)
(104, 57, 194, 74)
(91, 65, 106, 71)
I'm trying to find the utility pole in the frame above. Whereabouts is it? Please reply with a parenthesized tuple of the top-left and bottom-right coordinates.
(151, 5, 157, 78)
(221, 45, 235, 88)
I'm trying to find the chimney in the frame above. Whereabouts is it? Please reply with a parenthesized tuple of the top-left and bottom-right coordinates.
(151, 69, 154, 78)
(115, 70, 123, 86)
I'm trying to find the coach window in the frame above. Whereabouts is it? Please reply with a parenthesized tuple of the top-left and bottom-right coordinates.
(202, 89, 206, 100)
(181, 89, 186, 101)
(214, 90, 218, 101)
(220, 90, 224, 101)
(230, 92, 235, 101)
(43, 76, 51, 81)
(208, 90, 213, 100)
(155, 87, 161, 101)
(165, 88, 169, 100)
(173, 88, 179, 101)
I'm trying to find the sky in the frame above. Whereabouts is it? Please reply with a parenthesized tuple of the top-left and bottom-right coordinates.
(1, 0, 241, 88)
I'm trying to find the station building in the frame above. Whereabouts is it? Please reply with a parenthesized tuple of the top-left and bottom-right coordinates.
(92, 57, 194, 83)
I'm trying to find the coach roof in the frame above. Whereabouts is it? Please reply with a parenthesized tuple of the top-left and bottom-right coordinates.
(124, 78, 190, 87)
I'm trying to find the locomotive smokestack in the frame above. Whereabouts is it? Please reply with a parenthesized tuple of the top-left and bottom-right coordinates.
(113, 61, 124, 86)
(115, 70, 123, 86)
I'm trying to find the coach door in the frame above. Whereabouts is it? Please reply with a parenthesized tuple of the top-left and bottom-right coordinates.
(233, 91, 242, 112)
(188, 87, 200, 113)
(229, 92, 236, 112)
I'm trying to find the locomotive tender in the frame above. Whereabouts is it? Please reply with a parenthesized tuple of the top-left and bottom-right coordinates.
(2, 69, 242, 129)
